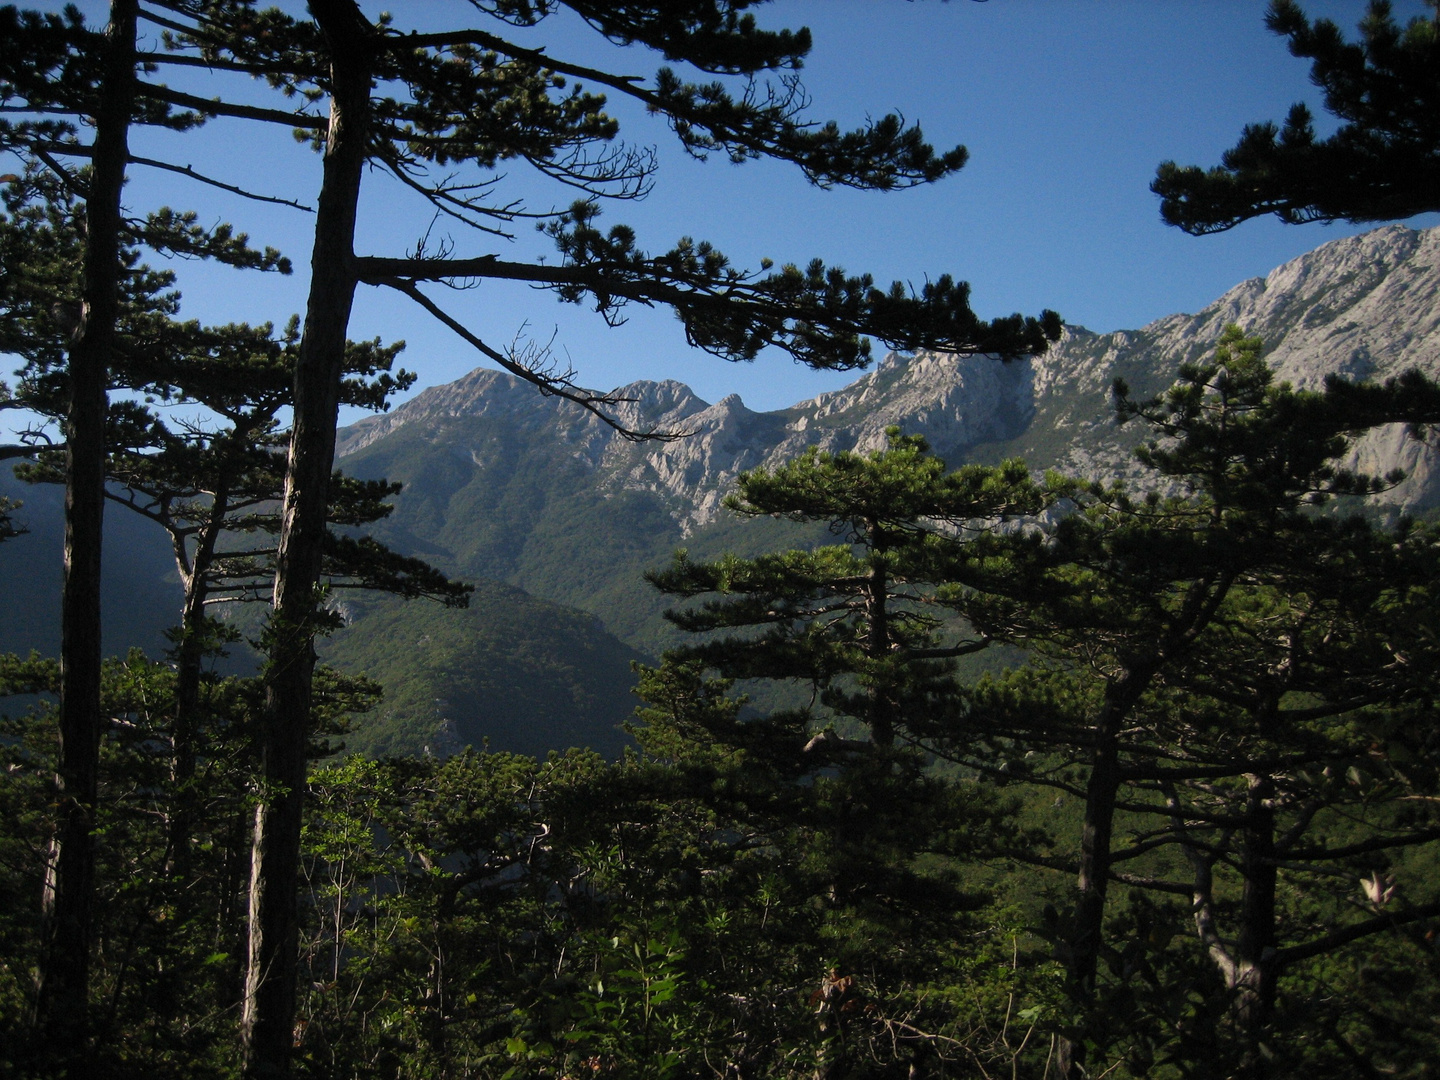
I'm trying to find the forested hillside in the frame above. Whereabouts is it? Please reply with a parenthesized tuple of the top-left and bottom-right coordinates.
(323, 580, 645, 760)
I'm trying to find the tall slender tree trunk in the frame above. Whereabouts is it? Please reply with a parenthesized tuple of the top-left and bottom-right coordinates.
(240, 3, 371, 1075)
(167, 480, 230, 882)
(31, 0, 137, 1055)
(1070, 714, 1122, 995)
(865, 535, 895, 748)
(1056, 668, 1150, 1080)
(1233, 773, 1278, 1077)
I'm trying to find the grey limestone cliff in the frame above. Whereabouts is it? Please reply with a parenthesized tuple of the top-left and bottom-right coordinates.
(338, 224, 1440, 531)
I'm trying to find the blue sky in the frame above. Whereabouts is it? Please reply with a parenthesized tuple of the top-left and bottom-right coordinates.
(13, 1, 1440, 421)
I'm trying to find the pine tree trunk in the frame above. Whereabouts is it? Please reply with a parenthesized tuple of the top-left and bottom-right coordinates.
(167, 482, 229, 881)
(1057, 668, 1150, 1079)
(240, 4, 371, 1075)
(1233, 774, 1278, 1076)
(865, 538, 895, 747)
(31, 0, 136, 1055)
(1071, 714, 1121, 994)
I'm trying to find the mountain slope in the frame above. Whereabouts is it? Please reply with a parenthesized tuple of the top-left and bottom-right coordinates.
(338, 224, 1440, 652)
(321, 580, 647, 760)
(0, 470, 652, 758)
(0, 470, 179, 660)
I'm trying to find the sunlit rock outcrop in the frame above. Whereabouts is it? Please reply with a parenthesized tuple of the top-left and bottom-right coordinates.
(339, 224, 1440, 530)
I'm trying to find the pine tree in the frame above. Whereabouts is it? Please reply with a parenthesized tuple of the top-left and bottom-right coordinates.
(1148, 14, 1440, 1066)
(4, 7, 139, 1042)
(1104, 339, 1440, 1071)
(1140, 544, 1440, 1075)
(1152, 0, 1440, 233)
(638, 433, 1060, 1076)
(649, 429, 1054, 752)
(643, 431, 1052, 939)
(0, 167, 468, 990)
(947, 327, 1440, 1077)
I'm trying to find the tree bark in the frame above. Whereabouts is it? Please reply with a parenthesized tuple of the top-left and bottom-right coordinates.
(31, 0, 137, 1056)
(1233, 773, 1278, 1076)
(240, 3, 371, 1075)
(1056, 667, 1151, 1080)
(167, 475, 231, 883)
(1070, 713, 1122, 995)
(865, 532, 895, 748)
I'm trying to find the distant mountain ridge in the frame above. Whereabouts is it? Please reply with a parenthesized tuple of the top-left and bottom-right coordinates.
(340, 224, 1440, 536)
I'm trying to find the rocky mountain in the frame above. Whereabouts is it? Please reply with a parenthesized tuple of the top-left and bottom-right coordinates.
(4, 224, 1436, 757)
(341, 224, 1440, 546)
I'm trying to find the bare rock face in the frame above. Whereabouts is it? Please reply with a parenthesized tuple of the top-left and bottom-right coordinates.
(335, 371, 711, 462)
(338, 224, 1440, 528)
(1020, 225, 1440, 507)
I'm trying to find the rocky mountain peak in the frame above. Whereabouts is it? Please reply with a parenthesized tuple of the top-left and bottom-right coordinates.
(338, 225, 1440, 529)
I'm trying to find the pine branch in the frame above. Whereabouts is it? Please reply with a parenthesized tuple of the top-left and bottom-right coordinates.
(135, 82, 326, 130)
(1283, 827, 1440, 862)
(1108, 871, 1193, 897)
(1275, 899, 1440, 970)
(135, 49, 307, 79)
(129, 154, 313, 211)
(372, 149, 518, 238)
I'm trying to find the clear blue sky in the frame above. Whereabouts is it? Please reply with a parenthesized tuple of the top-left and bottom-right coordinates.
(14, 1, 1440, 421)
